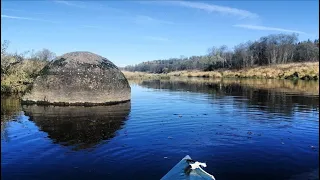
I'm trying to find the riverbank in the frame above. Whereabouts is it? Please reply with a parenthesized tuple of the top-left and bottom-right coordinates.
(122, 62, 319, 81)
(1, 61, 318, 95)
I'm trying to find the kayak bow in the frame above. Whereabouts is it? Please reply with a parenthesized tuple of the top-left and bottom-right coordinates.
(161, 155, 216, 180)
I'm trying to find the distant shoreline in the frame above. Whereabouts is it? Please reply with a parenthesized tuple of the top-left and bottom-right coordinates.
(1, 62, 318, 96)
(122, 62, 319, 81)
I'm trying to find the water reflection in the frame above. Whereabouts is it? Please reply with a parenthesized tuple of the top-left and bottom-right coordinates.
(22, 102, 131, 150)
(1, 78, 319, 180)
(136, 78, 319, 116)
(1, 96, 22, 141)
(1, 96, 21, 122)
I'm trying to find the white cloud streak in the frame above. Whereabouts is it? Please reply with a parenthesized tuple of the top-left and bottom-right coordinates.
(1, 14, 107, 30)
(52, 1, 175, 26)
(2, 14, 36, 20)
(2, 8, 55, 16)
(160, 1, 259, 19)
(233, 24, 307, 34)
(54, 1, 86, 8)
(1, 14, 60, 23)
(53, 1, 129, 15)
(134, 15, 175, 25)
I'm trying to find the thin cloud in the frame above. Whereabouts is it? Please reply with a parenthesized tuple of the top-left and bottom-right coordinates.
(144, 36, 170, 42)
(134, 15, 175, 25)
(86, 3, 129, 14)
(52, 1, 174, 26)
(157, 1, 259, 19)
(2, 8, 30, 13)
(1, 14, 60, 23)
(2, 14, 37, 20)
(53, 1, 130, 15)
(2, 8, 22, 12)
(54, 1, 86, 8)
(1, 14, 106, 30)
(233, 24, 307, 34)
(2, 8, 55, 16)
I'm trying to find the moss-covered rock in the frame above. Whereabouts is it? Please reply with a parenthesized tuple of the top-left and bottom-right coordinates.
(22, 51, 131, 105)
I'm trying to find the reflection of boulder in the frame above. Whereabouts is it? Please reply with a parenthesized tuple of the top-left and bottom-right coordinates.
(22, 51, 131, 105)
(22, 102, 131, 150)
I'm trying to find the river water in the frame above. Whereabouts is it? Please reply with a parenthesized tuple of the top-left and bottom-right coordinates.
(1, 78, 319, 180)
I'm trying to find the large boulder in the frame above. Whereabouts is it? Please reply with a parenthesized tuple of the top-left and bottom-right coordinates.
(22, 51, 130, 105)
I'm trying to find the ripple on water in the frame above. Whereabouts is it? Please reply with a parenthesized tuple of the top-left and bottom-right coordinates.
(1, 79, 319, 180)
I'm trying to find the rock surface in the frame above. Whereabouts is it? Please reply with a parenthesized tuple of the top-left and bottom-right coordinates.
(22, 51, 130, 105)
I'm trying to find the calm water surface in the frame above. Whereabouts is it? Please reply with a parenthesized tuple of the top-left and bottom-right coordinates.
(1, 78, 319, 180)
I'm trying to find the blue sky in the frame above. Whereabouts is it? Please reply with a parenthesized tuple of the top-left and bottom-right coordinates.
(1, 0, 319, 66)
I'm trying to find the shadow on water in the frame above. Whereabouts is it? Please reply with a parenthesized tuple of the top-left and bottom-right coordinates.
(21, 102, 131, 150)
(135, 78, 319, 116)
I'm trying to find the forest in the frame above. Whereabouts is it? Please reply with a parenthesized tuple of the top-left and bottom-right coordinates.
(1, 33, 319, 94)
(124, 33, 319, 73)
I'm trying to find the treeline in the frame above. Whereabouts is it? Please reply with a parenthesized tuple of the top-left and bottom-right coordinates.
(124, 34, 319, 73)
(1, 40, 56, 94)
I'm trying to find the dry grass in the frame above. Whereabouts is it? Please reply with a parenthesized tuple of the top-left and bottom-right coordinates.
(122, 62, 319, 81)
(122, 71, 170, 80)
(222, 62, 319, 80)
(167, 70, 222, 78)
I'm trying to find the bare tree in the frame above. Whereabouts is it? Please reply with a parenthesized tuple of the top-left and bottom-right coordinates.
(35, 48, 56, 61)
(1, 40, 16, 74)
(1, 40, 9, 58)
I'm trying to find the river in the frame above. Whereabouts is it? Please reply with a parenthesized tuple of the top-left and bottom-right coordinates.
(1, 78, 319, 180)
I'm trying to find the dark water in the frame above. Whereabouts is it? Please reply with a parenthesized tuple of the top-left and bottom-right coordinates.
(1, 78, 319, 180)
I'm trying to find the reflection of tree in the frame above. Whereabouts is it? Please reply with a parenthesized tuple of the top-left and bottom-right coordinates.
(1, 96, 21, 141)
(1, 96, 21, 121)
(139, 79, 319, 116)
(138, 78, 319, 95)
(23, 102, 131, 150)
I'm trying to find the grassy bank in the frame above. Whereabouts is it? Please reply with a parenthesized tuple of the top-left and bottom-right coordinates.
(122, 62, 319, 81)
(1, 61, 318, 95)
